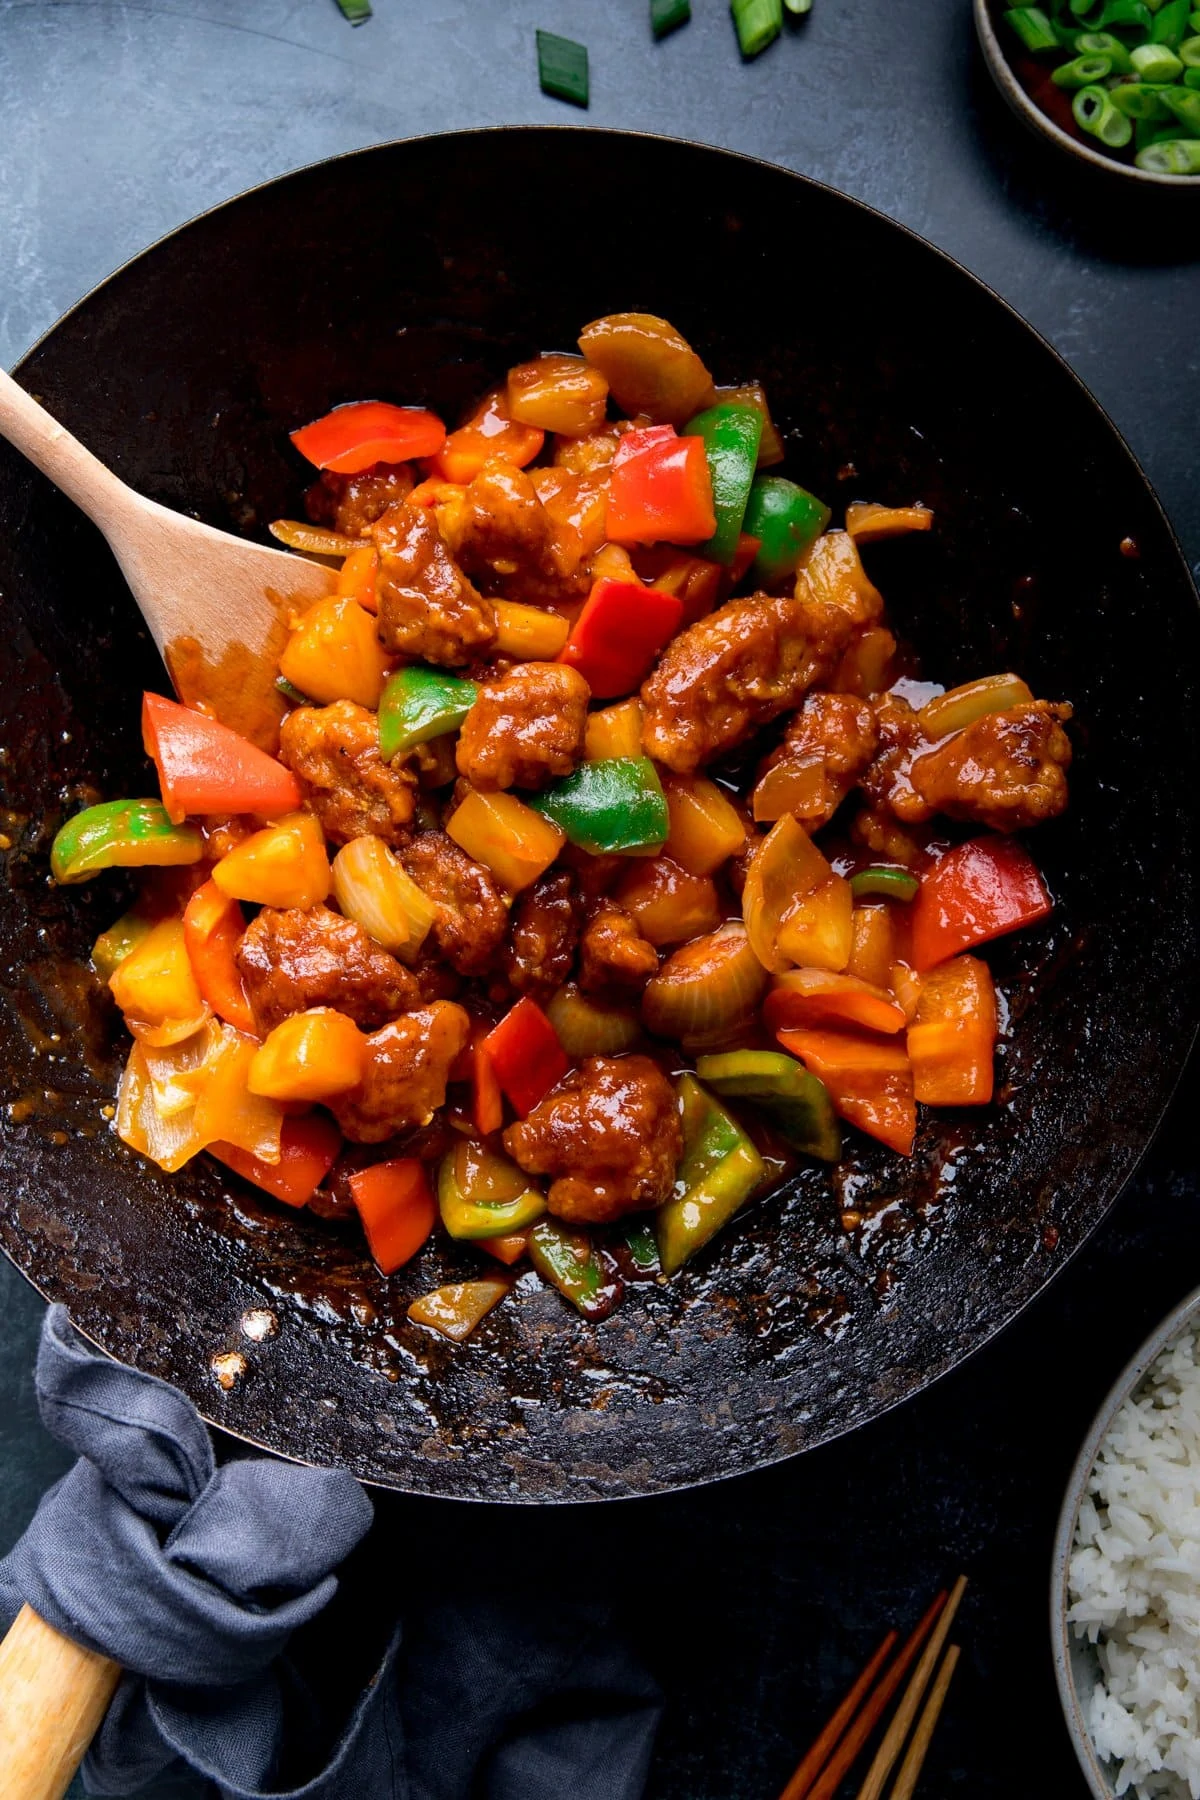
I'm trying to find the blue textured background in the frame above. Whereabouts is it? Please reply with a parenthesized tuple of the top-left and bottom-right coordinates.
(1, 2, 1197, 1794)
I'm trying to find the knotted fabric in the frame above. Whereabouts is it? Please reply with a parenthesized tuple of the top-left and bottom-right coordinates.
(0, 1306, 662, 1798)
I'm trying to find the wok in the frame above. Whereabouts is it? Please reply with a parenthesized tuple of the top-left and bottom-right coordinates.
(0, 128, 1195, 1503)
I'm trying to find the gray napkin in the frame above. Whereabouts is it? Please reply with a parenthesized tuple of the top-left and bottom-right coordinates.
(0, 1305, 661, 1799)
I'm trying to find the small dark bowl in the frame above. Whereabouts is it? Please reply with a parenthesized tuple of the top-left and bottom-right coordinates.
(974, 0, 1200, 185)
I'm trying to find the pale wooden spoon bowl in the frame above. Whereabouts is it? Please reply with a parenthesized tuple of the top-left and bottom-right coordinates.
(0, 364, 335, 747)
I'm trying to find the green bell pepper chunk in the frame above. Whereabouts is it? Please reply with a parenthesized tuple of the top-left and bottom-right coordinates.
(849, 866, 921, 902)
(655, 1074, 767, 1275)
(622, 1220, 661, 1275)
(684, 402, 763, 566)
(530, 757, 668, 854)
(378, 665, 477, 762)
(436, 1154, 546, 1241)
(741, 477, 832, 585)
(91, 909, 155, 980)
(529, 1219, 624, 1318)
(50, 800, 203, 885)
(694, 1050, 841, 1163)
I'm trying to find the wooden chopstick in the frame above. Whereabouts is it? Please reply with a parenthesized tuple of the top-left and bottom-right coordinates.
(777, 1631, 899, 1800)
(886, 1644, 960, 1800)
(803, 1590, 947, 1800)
(853, 1575, 968, 1800)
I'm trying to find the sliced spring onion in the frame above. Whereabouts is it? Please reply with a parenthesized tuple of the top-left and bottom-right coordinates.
(1075, 30, 1135, 70)
(1052, 51, 1113, 84)
(1110, 81, 1174, 117)
(784, 0, 814, 11)
(732, 0, 783, 57)
(1073, 83, 1135, 144)
(275, 675, 312, 706)
(1130, 40, 1185, 77)
(1003, 6, 1060, 51)
(651, 0, 691, 36)
(1182, 34, 1200, 63)
(537, 29, 589, 105)
(334, 0, 371, 21)
(1136, 133, 1200, 165)
(1161, 82, 1200, 125)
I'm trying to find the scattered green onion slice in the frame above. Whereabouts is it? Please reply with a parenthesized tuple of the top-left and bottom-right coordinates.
(276, 675, 311, 706)
(849, 866, 921, 903)
(1151, 0, 1193, 44)
(732, 0, 783, 57)
(1130, 39, 1185, 77)
(537, 29, 589, 106)
(1073, 82, 1135, 144)
(651, 0, 691, 36)
(1053, 51, 1114, 84)
(334, 0, 371, 21)
(1004, 5, 1060, 50)
(1136, 132, 1200, 164)
(1186, 64, 1200, 85)
(784, 0, 814, 12)
(1181, 34, 1200, 63)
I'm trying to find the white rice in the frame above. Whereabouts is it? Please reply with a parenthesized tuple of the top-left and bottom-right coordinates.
(1068, 1327, 1200, 1799)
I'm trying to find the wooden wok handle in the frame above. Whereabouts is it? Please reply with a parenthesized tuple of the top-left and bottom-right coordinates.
(0, 1604, 121, 1800)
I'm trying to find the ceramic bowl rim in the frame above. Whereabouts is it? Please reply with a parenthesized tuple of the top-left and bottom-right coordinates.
(1051, 1283, 1200, 1797)
(973, 0, 1199, 189)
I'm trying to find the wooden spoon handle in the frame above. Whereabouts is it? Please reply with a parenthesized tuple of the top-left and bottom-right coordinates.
(0, 365, 130, 530)
(0, 1604, 121, 1800)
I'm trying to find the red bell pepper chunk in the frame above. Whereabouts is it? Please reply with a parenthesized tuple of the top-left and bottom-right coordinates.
(558, 578, 684, 700)
(482, 998, 569, 1117)
(143, 693, 302, 825)
(290, 401, 446, 474)
(211, 1112, 342, 1209)
(182, 880, 257, 1035)
(348, 1157, 437, 1274)
(606, 426, 717, 548)
(777, 1027, 916, 1157)
(910, 836, 1052, 972)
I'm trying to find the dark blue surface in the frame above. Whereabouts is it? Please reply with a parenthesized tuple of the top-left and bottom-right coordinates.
(1, 2, 1197, 1794)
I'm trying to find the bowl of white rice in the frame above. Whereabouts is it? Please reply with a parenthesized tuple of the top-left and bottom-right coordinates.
(1054, 1287, 1200, 1800)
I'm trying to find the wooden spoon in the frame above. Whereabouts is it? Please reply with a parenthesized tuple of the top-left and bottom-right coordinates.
(0, 365, 335, 747)
(0, 367, 336, 1795)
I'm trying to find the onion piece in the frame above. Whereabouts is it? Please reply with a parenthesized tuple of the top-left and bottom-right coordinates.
(546, 984, 642, 1058)
(268, 519, 361, 557)
(332, 836, 435, 959)
(917, 674, 1034, 741)
(115, 1021, 284, 1173)
(741, 815, 831, 973)
(453, 1140, 530, 1205)
(641, 923, 767, 1046)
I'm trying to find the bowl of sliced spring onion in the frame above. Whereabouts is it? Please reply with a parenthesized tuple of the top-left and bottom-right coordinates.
(975, 0, 1200, 181)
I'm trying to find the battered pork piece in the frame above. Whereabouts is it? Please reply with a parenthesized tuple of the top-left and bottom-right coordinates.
(330, 1002, 470, 1143)
(502, 870, 582, 1000)
(305, 462, 414, 538)
(640, 593, 836, 774)
(456, 662, 590, 791)
(577, 905, 659, 994)
(438, 463, 595, 605)
(279, 700, 417, 847)
(756, 691, 879, 829)
(371, 500, 497, 667)
(400, 831, 509, 978)
(860, 696, 1072, 833)
(504, 1054, 682, 1225)
(908, 701, 1073, 832)
(236, 905, 420, 1035)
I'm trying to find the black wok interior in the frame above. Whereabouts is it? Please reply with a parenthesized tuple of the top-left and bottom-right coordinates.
(0, 128, 1195, 1502)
